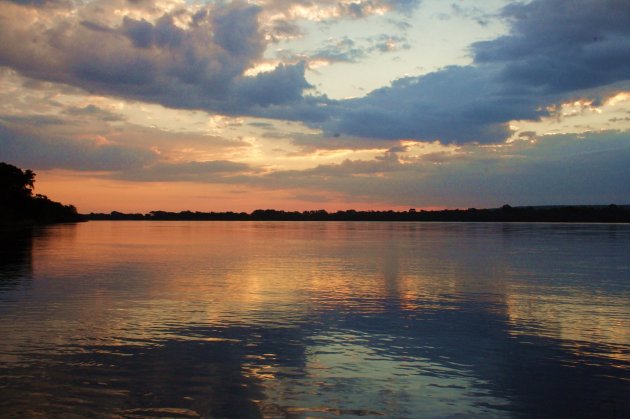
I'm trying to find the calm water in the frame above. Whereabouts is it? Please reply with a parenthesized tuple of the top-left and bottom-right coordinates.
(1, 221, 629, 418)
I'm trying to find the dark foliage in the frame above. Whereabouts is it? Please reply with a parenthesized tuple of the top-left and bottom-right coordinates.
(87, 205, 630, 223)
(0, 162, 82, 225)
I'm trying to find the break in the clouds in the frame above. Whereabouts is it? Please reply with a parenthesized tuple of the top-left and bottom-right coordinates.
(310, 0, 630, 143)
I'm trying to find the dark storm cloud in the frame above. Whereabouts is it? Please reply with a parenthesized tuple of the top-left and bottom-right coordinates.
(232, 63, 312, 109)
(316, 66, 543, 143)
(212, 4, 262, 58)
(0, 123, 158, 171)
(121, 17, 164, 49)
(473, 0, 630, 94)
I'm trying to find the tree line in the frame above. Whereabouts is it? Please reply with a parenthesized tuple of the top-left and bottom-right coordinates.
(88, 204, 630, 223)
(3, 162, 629, 224)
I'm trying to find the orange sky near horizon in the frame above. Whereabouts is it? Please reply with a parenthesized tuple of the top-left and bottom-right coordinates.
(2, 0, 630, 211)
(36, 171, 423, 213)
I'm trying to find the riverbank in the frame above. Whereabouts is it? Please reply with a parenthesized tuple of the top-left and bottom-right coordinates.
(85, 204, 630, 223)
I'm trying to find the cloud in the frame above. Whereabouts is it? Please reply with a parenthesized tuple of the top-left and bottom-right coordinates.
(448, 3, 491, 26)
(0, 106, 252, 167)
(251, 131, 630, 206)
(231, 62, 312, 110)
(212, 4, 263, 59)
(276, 37, 367, 65)
(284, 132, 402, 152)
(266, 19, 303, 42)
(295, 0, 630, 144)
(1, 0, 629, 148)
(0, 0, 312, 117)
(3, 0, 66, 6)
(0, 68, 257, 164)
(309, 37, 367, 63)
(276, 34, 409, 67)
(0, 114, 67, 127)
(63, 105, 125, 122)
(258, 0, 421, 22)
(385, 0, 420, 16)
(472, 0, 630, 94)
(0, 122, 158, 171)
(314, 65, 544, 144)
(367, 34, 410, 53)
(0, 114, 255, 182)
(115, 160, 255, 182)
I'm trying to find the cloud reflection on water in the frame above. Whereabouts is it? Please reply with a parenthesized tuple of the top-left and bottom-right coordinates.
(0, 221, 629, 417)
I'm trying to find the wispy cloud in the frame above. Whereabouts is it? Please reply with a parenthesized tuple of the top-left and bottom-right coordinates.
(276, 34, 410, 67)
(0, 122, 158, 171)
(251, 131, 630, 207)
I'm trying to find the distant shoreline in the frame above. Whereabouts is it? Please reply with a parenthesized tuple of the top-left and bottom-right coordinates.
(84, 205, 630, 223)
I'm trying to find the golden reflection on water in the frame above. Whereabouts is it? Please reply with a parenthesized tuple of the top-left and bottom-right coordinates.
(505, 291, 630, 364)
(1, 221, 629, 416)
(16, 222, 630, 359)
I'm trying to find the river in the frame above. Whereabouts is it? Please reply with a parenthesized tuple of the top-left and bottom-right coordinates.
(1, 221, 629, 417)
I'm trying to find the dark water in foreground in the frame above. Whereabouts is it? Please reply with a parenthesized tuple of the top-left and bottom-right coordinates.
(1, 221, 629, 418)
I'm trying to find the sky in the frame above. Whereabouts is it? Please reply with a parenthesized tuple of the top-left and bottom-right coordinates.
(1, 0, 629, 213)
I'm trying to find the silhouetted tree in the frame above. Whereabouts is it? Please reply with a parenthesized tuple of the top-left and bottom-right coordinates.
(1, 162, 81, 225)
(0, 162, 35, 204)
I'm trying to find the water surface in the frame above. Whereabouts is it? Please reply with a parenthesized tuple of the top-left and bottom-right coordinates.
(1, 221, 629, 417)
